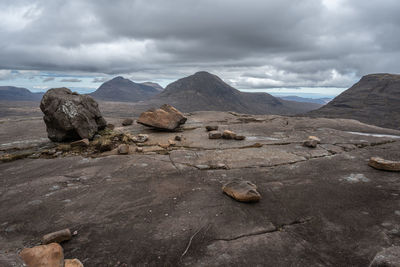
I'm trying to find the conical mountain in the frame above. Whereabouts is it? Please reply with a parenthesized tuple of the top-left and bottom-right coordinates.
(309, 73, 400, 129)
(148, 71, 320, 115)
(90, 76, 159, 102)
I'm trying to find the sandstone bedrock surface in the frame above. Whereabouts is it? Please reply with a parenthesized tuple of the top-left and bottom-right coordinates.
(1, 103, 400, 266)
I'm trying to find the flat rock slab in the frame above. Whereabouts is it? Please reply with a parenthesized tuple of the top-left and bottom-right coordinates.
(222, 180, 261, 202)
(2, 109, 400, 266)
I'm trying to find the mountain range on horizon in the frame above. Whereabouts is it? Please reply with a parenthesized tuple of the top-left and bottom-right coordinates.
(309, 73, 400, 130)
(2, 72, 400, 130)
(0, 86, 43, 101)
(89, 76, 162, 102)
(143, 71, 321, 115)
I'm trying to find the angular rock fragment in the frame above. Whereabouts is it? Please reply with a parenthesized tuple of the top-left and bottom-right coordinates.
(308, 136, 321, 143)
(137, 104, 187, 131)
(65, 258, 84, 267)
(205, 125, 218, 131)
(42, 228, 72, 244)
(40, 88, 106, 142)
(118, 144, 130, 155)
(303, 139, 318, 148)
(70, 138, 89, 148)
(20, 243, 64, 267)
(369, 246, 400, 267)
(222, 130, 237, 139)
(368, 157, 400, 171)
(234, 135, 246, 140)
(209, 131, 222, 139)
(122, 118, 133, 126)
(222, 180, 261, 202)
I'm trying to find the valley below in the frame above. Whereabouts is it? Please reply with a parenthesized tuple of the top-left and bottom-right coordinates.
(1, 101, 400, 266)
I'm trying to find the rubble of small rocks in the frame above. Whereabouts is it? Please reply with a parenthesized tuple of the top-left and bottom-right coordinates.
(40, 88, 107, 142)
(137, 104, 187, 131)
(222, 180, 261, 202)
(368, 157, 400, 171)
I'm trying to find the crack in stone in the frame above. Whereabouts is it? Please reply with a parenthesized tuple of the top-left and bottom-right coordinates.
(212, 217, 313, 242)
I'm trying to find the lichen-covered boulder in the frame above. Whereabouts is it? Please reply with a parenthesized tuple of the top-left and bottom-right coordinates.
(40, 88, 107, 142)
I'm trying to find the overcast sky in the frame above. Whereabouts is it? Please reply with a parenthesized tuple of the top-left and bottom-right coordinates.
(0, 0, 399, 96)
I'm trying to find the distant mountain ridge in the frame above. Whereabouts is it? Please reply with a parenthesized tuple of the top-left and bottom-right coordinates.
(0, 86, 43, 101)
(90, 76, 160, 102)
(146, 71, 321, 115)
(309, 73, 400, 130)
(279, 96, 332, 105)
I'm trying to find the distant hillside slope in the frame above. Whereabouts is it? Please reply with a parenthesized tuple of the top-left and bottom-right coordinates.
(141, 82, 163, 92)
(0, 86, 43, 101)
(309, 73, 400, 130)
(279, 96, 332, 105)
(146, 71, 321, 115)
(90, 76, 159, 102)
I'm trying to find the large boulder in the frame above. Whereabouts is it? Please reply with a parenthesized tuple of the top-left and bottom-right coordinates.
(137, 104, 187, 131)
(40, 88, 107, 142)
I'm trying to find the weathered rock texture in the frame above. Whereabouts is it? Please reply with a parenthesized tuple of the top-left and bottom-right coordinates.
(2, 110, 400, 266)
(40, 88, 106, 142)
(65, 258, 84, 267)
(369, 246, 400, 267)
(19, 243, 64, 267)
(137, 104, 187, 131)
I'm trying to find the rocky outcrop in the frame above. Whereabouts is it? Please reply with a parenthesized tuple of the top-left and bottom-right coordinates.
(222, 180, 261, 202)
(368, 157, 400, 171)
(40, 88, 106, 142)
(20, 243, 64, 267)
(137, 104, 187, 131)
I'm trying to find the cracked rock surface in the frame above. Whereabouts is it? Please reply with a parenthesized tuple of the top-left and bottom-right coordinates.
(1, 107, 400, 266)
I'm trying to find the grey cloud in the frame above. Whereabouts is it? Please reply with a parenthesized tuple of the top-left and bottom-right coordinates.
(60, 78, 82, 82)
(43, 77, 54, 82)
(0, 0, 399, 89)
(92, 77, 108, 83)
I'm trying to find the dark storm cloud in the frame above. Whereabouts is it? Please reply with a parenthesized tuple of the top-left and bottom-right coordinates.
(0, 0, 399, 88)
